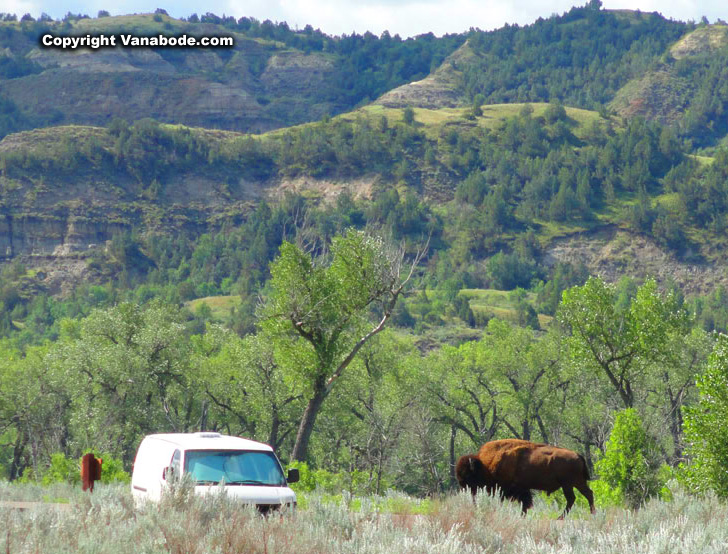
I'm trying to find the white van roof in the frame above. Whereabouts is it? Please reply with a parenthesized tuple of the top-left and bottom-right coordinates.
(144, 432, 274, 452)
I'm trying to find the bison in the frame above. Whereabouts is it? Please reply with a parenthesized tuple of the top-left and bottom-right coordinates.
(456, 439, 595, 519)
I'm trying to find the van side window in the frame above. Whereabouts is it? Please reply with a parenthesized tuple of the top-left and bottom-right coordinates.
(171, 449, 181, 480)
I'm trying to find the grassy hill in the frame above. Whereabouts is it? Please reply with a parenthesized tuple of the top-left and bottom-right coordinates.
(2, 4, 728, 313)
(0, 13, 464, 138)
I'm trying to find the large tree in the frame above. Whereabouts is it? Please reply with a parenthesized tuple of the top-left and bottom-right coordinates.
(558, 277, 687, 409)
(262, 229, 423, 461)
(682, 334, 728, 497)
(197, 329, 302, 453)
(50, 302, 199, 462)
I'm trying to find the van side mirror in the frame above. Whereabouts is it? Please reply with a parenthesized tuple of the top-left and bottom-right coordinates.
(162, 466, 174, 481)
(287, 468, 299, 484)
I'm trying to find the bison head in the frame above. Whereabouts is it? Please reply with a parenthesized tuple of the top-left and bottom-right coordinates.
(455, 454, 493, 496)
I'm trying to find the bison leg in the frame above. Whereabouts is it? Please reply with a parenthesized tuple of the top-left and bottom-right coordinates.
(558, 486, 576, 520)
(503, 487, 533, 515)
(519, 489, 533, 515)
(575, 482, 596, 514)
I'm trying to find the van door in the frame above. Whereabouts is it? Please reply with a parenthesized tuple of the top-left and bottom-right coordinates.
(169, 449, 181, 481)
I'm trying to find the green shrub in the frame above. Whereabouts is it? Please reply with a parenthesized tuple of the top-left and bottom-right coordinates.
(595, 408, 664, 509)
(286, 461, 372, 495)
(18, 453, 80, 486)
(681, 334, 728, 497)
(19, 452, 130, 485)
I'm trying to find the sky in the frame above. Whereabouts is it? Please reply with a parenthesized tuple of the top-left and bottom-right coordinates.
(5, 0, 727, 38)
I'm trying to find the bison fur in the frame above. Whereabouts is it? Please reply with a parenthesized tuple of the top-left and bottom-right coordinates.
(456, 439, 595, 519)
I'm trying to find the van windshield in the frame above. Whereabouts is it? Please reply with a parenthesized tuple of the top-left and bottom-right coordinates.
(184, 450, 286, 486)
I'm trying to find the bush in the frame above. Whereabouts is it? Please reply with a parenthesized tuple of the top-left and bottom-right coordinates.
(19, 452, 130, 486)
(486, 251, 538, 290)
(595, 408, 664, 509)
(286, 461, 374, 495)
(681, 334, 728, 497)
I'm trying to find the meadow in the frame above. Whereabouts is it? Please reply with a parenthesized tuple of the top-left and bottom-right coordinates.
(1, 481, 726, 553)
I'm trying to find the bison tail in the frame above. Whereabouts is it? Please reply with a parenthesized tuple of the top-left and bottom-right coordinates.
(578, 454, 591, 481)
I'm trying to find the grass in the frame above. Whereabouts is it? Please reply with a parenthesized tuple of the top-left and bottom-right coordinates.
(653, 192, 682, 210)
(2, 482, 727, 553)
(344, 103, 602, 140)
(185, 295, 241, 319)
(460, 288, 516, 309)
(459, 289, 553, 328)
(690, 154, 715, 166)
(0, 125, 111, 152)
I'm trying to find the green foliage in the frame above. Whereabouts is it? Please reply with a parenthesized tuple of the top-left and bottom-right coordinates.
(262, 229, 417, 460)
(286, 461, 372, 495)
(558, 276, 688, 408)
(690, 286, 728, 333)
(464, 7, 686, 110)
(402, 106, 415, 125)
(18, 452, 129, 485)
(486, 251, 539, 290)
(596, 408, 664, 509)
(681, 334, 728, 497)
(535, 261, 588, 315)
(52, 302, 199, 463)
(673, 147, 728, 231)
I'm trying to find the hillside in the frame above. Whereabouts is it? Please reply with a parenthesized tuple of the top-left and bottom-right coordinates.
(1, 4, 728, 339)
(0, 14, 465, 137)
(0, 15, 345, 133)
(0, 101, 605, 258)
(374, 10, 728, 149)
(4, 5, 728, 505)
(610, 24, 728, 147)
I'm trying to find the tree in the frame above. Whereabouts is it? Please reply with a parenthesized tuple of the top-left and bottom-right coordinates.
(655, 327, 712, 463)
(474, 320, 562, 443)
(51, 302, 199, 463)
(262, 230, 425, 461)
(596, 408, 663, 509)
(0, 341, 68, 480)
(682, 334, 728, 497)
(198, 329, 302, 453)
(320, 331, 420, 494)
(402, 106, 415, 125)
(424, 342, 499, 451)
(558, 277, 687, 408)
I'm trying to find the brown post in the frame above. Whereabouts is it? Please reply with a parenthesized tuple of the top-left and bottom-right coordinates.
(81, 453, 102, 492)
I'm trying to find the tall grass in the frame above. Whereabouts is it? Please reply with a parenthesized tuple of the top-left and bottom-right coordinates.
(1, 482, 727, 553)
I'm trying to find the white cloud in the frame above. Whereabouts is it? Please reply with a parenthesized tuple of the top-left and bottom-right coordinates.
(219, 0, 726, 37)
(219, 0, 575, 36)
(11, 0, 728, 37)
(3, 0, 40, 17)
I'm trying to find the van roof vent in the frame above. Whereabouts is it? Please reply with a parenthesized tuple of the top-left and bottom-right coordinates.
(195, 432, 222, 438)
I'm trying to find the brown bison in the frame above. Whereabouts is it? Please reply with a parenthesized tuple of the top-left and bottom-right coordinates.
(456, 439, 595, 519)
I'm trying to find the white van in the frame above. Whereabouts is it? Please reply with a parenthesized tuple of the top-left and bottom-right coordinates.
(131, 432, 298, 512)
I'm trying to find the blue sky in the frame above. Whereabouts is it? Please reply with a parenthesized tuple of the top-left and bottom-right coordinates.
(6, 0, 726, 38)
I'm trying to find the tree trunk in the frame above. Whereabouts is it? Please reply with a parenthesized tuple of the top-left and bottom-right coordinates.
(449, 425, 456, 486)
(669, 397, 684, 463)
(9, 430, 26, 481)
(269, 408, 280, 453)
(290, 384, 327, 461)
(522, 418, 531, 441)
